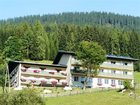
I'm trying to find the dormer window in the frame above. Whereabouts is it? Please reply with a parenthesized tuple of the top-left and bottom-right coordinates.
(111, 61, 116, 64)
(123, 62, 128, 66)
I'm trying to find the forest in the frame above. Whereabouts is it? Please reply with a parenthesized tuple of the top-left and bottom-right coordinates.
(0, 11, 140, 71)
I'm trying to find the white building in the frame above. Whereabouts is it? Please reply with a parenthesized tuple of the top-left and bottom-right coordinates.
(9, 50, 138, 89)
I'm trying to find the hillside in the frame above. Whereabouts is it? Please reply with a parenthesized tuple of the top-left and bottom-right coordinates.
(0, 11, 140, 32)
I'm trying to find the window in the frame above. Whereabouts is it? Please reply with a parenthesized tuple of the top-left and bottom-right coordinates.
(123, 71, 127, 75)
(118, 80, 123, 85)
(105, 79, 109, 84)
(111, 70, 116, 74)
(111, 61, 116, 64)
(111, 80, 115, 85)
(97, 78, 102, 85)
(99, 69, 104, 73)
(123, 62, 128, 66)
(74, 76, 79, 81)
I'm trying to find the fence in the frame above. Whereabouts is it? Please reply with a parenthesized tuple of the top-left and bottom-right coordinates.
(42, 87, 113, 97)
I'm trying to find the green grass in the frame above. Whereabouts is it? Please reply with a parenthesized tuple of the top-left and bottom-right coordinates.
(23, 59, 53, 64)
(46, 90, 140, 105)
(46, 72, 140, 105)
(134, 71, 140, 83)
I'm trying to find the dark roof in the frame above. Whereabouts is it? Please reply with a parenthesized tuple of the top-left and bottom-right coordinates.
(53, 50, 138, 64)
(106, 55, 138, 61)
(53, 50, 75, 64)
(8, 60, 67, 74)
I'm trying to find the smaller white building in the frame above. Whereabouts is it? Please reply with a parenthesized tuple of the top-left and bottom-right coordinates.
(53, 51, 138, 89)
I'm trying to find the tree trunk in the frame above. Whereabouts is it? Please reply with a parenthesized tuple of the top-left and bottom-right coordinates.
(83, 77, 88, 90)
(83, 69, 90, 90)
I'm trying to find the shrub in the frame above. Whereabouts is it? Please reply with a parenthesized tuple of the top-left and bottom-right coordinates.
(0, 89, 46, 105)
(123, 80, 132, 90)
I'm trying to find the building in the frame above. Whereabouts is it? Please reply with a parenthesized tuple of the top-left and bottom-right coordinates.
(9, 50, 138, 89)
(9, 61, 68, 88)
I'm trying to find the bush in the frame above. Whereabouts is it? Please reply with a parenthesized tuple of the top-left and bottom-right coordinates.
(0, 89, 46, 105)
(123, 80, 132, 90)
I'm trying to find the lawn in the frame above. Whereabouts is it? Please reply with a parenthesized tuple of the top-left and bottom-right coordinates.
(46, 72, 140, 105)
(134, 71, 140, 83)
(46, 90, 140, 105)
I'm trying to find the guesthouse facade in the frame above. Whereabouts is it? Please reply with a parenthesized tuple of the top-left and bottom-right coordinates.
(9, 50, 138, 89)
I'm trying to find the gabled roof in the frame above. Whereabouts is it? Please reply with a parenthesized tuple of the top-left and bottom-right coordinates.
(53, 50, 75, 64)
(106, 55, 138, 61)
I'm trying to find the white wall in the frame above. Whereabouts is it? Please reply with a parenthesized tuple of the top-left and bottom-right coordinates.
(58, 54, 73, 86)
(58, 54, 72, 65)
(92, 78, 124, 89)
(103, 60, 133, 67)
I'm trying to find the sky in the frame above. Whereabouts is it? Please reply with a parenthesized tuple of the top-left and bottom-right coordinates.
(0, 0, 140, 20)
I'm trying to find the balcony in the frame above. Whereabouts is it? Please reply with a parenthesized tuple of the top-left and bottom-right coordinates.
(20, 76, 67, 87)
(98, 72, 133, 80)
(21, 69, 67, 79)
(71, 69, 87, 76)
(71, 69, 133, 80)
(100, 63, 133, 71)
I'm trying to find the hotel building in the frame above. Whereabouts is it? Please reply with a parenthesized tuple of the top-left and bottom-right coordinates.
(9, 50, 138, 89)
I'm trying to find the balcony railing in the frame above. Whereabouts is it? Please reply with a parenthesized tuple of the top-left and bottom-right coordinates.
(98, 72, 133, 79)
(20, 78, 67, 86)
(71, 69, 133, 79)
(100, 63, 133, 70)
(21, 69, 67, 78)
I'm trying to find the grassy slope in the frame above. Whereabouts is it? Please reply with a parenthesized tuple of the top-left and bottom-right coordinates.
(134, 72, 140, 83)
(46, 91, 140, 105)
(46, 72, 140, 105)
(23, 59, 53, 64)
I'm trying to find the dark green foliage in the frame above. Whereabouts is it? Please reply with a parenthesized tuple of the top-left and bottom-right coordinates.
(0, 54, 6, 93)
(76, 41, 106, 89)
(1, 11, 140, 33)
(3, 36, 23, 60)
(0, 12, 140, 71)
(123, 80, 132, 90)
(76, 41, 106, 69)
(0, 89, 45, 105)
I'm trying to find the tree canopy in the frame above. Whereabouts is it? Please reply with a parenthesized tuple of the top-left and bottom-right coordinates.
(76, 41, 106, 89)
(76, 41, 106, 70)
(0, 12, 140, 71)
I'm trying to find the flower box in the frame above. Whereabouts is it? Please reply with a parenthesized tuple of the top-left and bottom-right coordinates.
(111, 84, 116, 87)
(61, 73, 67, 76)
(41, 80, 47, 85)
(21, 78, 26, 82)
(97, 83, 102, 86)
(49, 72, 55, 75)
(33, 70, 40, 73)
(51, 81, 57, 86)
(21, 68, 27, 72)
(23, 66, 30, 68)
(62, 82, 67, 86)
(31, 80, 36, 83)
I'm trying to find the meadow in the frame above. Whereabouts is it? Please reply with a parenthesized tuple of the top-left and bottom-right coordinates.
(46, 72, 140, 105)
